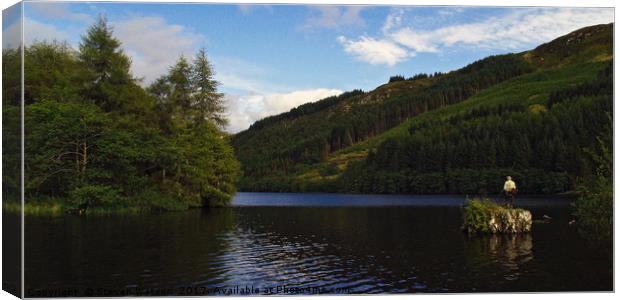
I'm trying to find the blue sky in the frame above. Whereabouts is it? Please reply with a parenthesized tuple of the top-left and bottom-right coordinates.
(2, 2, 614, 132)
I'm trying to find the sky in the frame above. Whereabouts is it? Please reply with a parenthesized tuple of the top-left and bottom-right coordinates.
(2, 2, 614, 133)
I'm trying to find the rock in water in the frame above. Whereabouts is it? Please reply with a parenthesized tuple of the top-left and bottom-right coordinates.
(463, 199, 533, 234)
(487, 208, 532, 233)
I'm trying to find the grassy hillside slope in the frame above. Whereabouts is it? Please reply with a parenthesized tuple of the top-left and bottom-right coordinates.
(233, 23, 613, 194)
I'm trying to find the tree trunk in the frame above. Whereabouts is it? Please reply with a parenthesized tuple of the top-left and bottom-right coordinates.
(82, 141, 87, 174)
(75, 143, 80, 174)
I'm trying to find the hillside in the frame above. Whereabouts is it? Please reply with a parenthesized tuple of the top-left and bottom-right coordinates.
(231, 23, 613, 194)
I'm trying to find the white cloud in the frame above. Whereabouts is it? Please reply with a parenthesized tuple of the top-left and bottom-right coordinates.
(337, 35, 412, 67)
(212, 57, 290, 94)
(301, 6, 365, 31)
(226, 88, 343, 133)
(8, 12, 340, 135)
(390, 28, 438, 53)
(24, 18, 71, 46)
(397, 8, 612, 51)
(339, 7, 614, 66)
(111, 16, 206, 84)
(237, 4, 273, 15)
(211, 57, 343, 133)
(4, 14, 205, 85)
(2, 19, 21, 49)
(2, 17, 72, 49)
(26, 2, 93, 23)
(437, 7, 466, 17)
(381, 9, 403, 34)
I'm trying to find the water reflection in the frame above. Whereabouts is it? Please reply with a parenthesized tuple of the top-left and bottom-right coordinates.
(26, 209, 238, 294)
(469, 234, 534, 282)
(25, 200, 612, 295)
(491, 235, 534, 272)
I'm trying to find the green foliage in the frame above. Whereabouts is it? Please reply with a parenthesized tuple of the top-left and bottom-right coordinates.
(2, 47, 21, 105)
(529, 23, 613, 67)
(23, 41, 85, 104)
(2, 104, 21, 197)
(3, 200, 65, 216)
(233, 52, 535, 184)
(463, 199, 498, 234)
(574, 177, 613, 243)
(388, 75, 405, 83)
(78, 15, 133, 111)
(68, 185, 120, 208)
(4, 17, 240, 213)
(573, 112, 613, 243)
(318, 163, 339, 177)
(147, 51, 241, 207)
(463, 198, 530, 234)
(234, 24, 612, 195)
(192, 48, 227, 128)
(143, 190, 188, 212)
(24, 100, 108, 190)
(345, 66, 612, 194)
(149, 49, 228, 129)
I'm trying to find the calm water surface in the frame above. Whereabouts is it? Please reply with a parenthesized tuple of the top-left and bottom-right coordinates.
(24, 193, 612, 295)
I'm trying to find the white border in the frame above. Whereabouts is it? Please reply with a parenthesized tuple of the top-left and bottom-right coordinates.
(0, 1, 617, 300)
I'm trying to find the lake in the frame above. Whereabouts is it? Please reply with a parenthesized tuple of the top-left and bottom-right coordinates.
(23, 193, 612, 296)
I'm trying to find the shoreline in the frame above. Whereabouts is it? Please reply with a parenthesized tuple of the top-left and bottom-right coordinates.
(4, 192, 578, 216)
(235, 190, 580, 198)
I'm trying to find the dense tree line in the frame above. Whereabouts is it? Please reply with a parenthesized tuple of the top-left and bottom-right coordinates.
(2, 17, 239, 211)
(388, 72, 442, 83)
(339, 62, 613, 194)
(388, 75, 405, 83)
(237, 60, 612, 195)
(233, 54, 534, 183)
(233, 23, 612, 194)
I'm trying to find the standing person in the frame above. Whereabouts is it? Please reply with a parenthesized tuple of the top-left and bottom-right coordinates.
(503, 176, 517, 206)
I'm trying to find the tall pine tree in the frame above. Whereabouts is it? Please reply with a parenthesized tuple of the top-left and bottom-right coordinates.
(191, 48, 227, 128)
(78, 15, 132, 111)
(167, 56, 193, 124)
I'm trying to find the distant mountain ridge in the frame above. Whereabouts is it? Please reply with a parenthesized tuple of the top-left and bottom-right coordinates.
(232, 23, 613, 194)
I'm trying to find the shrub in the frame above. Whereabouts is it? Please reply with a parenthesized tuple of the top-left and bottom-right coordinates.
(574, 177, 612, 243)
(463, 199, 499, 234)
(68, 185, 120, 209)
(573, 124, 612, 244)
(148, 195, 188, 211)
(124, 189, 186, 212)
(202, 186, 233, 207)
(318, 163, 339, 177)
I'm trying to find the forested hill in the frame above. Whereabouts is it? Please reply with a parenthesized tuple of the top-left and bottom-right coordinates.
(232, 23, 613, 194)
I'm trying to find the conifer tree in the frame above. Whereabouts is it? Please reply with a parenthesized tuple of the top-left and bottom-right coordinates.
(78, 15, 132, 111)
(191, 48, 227, 128)
(167, 56, 193, 122)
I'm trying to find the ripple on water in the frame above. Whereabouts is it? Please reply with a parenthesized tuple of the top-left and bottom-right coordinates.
(23, 200, 611, 294)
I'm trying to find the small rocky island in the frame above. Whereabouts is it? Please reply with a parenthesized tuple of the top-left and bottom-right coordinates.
(462, 199, 532, 234)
